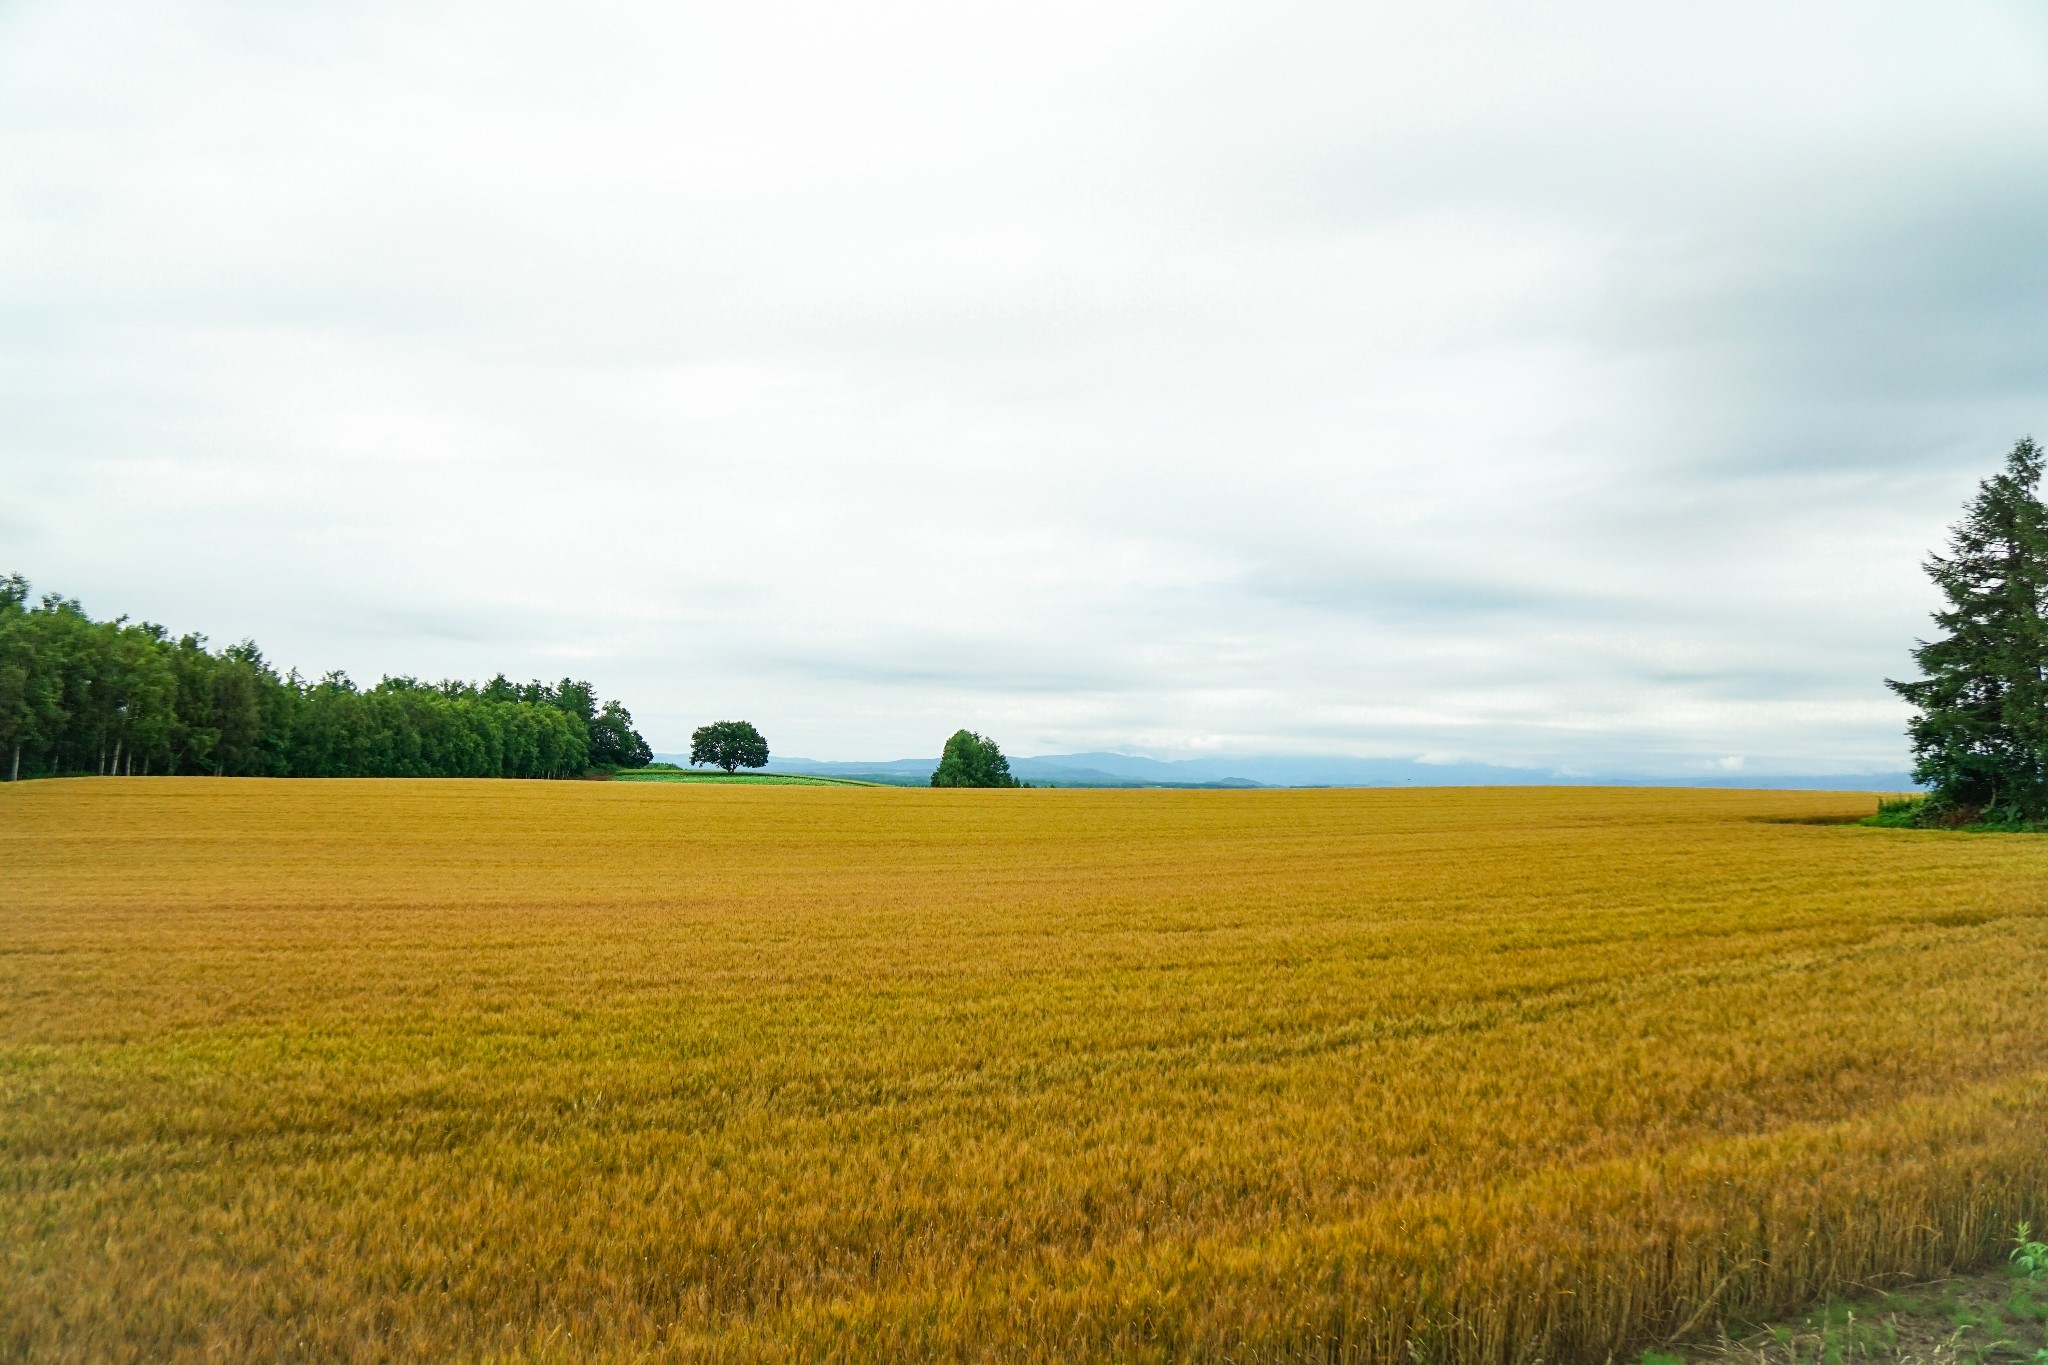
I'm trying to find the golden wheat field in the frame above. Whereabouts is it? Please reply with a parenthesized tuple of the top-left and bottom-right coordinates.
(4, 779, 2048, 1363)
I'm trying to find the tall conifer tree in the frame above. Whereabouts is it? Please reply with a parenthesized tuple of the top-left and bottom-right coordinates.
(1889, 437, 2048, 818)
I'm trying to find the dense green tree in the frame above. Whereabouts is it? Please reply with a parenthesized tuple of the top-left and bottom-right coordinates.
(209, 642, 274, 775)
(1889, 437, 2048, 821)
(0, 656, 33, 783)
(106, 624, 176, 775)
(589, 700, 653, 768)
(690, 719, 769, 773)
(0, 578, 62, 782)
(930, 729, 1019, 787)
(0, 576, 647, 781)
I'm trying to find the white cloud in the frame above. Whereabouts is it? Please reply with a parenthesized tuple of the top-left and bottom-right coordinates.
(4, 0, 2046, 770)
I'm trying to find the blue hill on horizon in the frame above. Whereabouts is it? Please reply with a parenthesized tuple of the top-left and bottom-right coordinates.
(652, 751, 1918, 791)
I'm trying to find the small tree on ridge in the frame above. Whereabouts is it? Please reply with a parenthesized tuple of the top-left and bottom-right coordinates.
(930, 730, 1019, 787)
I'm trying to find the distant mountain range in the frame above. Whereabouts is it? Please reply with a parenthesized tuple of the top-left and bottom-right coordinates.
(651, 751, 1918, 791)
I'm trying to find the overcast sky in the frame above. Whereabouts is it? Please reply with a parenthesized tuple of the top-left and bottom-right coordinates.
(5, 1, 2045, 771)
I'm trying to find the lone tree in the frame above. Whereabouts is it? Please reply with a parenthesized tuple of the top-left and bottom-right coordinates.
(690, 719, 769, 774)
(930, 729, 1020, 787)
(1889, 437, 2048, 822)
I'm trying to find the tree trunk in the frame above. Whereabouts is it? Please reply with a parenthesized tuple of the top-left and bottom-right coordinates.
(111, 738, 122, 776)
(9, 744, 17, 782)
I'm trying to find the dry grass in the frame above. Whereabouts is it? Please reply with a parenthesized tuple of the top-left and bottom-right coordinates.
(3, 779, 2047, 1363)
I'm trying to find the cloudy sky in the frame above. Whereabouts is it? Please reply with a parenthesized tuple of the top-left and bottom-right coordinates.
(4, 1, 2045, 772)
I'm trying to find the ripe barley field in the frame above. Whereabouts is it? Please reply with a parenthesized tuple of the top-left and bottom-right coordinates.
(4, 779, 2047, 1364)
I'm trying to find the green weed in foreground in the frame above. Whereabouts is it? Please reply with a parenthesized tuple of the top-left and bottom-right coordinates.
(1861, 794, 2048, 834)
(1863, 795, 1927, 828)
(1711, 1257, 2048, 1365)
(2017, 1222, 2048, 1280)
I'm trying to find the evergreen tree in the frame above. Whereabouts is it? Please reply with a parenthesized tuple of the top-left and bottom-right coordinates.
(1889, 437, 2048, 820)
(930, 729, 1019, 787)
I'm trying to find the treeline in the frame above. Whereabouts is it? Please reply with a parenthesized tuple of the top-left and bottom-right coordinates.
(0, 576, 651, 781)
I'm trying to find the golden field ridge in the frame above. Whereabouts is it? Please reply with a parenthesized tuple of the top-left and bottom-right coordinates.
(3, 779, 2046, 1362)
